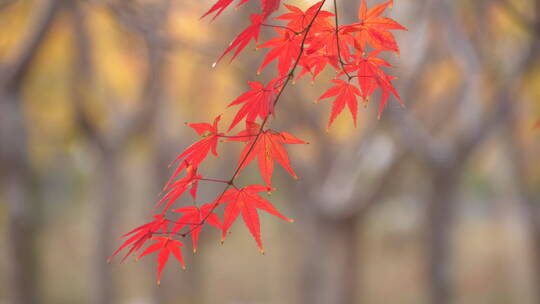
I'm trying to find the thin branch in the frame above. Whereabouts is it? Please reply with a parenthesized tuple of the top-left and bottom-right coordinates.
(333, 0, 353, 80)
(198, 178, 230, 184)
(262, 23, 300, 35)
(0, 0, 60, 92)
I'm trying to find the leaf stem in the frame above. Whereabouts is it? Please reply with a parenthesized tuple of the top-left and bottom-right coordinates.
(198, 177, 230, 184)
(262, 23, 301, 35)
(216, 134, 257, 139)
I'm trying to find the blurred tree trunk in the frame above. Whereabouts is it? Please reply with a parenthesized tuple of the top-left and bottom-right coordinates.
(94, 151, 121, 304)
(69, 3, 117, 303)
(0, 90, 40, 304)
(480, 1, 540, 301)
(69, 1, 174, 302)
(512, 2, 540, 301)
(426, 167, 458, 304)
(503, 105, 540, 303)
(299, 211, 359, 304)
(0, 1, 60, 303)
(292, 5, 377, 303)
(291, 123, 404, 304)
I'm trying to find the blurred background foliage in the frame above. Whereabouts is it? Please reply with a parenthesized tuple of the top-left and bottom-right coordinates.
(1, 0, 540, 303)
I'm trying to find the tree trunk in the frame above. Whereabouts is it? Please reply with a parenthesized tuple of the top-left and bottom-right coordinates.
(528, 216, 540, 303)
(0, 1, 59, 302)
(300, 209, 360, 304)
(0, 92, 40, 304)
(427, 168, 458, 304)
(503, 109, 540, 303)
(93, 151, 121, 304)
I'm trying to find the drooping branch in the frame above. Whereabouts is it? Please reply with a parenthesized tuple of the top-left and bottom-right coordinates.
(177, 0, 330, 237)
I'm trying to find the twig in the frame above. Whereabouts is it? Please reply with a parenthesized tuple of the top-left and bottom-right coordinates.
(333, 0, 353, 80)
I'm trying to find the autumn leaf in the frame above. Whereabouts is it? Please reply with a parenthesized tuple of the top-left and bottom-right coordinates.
(228, 81, 280, 131)
(171, 204, 222, 253)
(317, 79, 363, 129)
(229, 122, 307, 186)
(275, 2, 333, 32)
(307, 25, 355, 62)
(343, 0, 406, 55)
(136, 237, 185, 285)
(202, 0, 281, 20)
(217, 14, 264, 63)
(168, 115, 222, 182)
(295, 54, 338, 82)
(158, 165, 201, 213)
(344, 51, 402, 118)
(218, 185, 293, 252)
(260, 0, 281, 17)
(257, 28, 302, 76)
(108, 215, 168, 264)
(201, 0, 236, 20)
(376, 74, 401, 118)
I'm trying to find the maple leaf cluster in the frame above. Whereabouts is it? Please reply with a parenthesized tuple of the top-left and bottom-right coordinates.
(109, 0, 405, 284)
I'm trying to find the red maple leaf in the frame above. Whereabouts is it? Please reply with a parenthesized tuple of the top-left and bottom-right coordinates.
(158, 165, 201, 213)
(260, 0, 281, 17)
(317, 79, 363, 129)
(376, 74, 402, 118)
(343, 0, 406, 54)
(108, 215, 168, 263)
(295, 54, 338, 82)
(257, 28, 302, 76)
(171, 204, 222, 253)
(136, 237, 185, 285)
(227, 80, 280, 131)
(346, 51, 391, 97)
(344, 51, 402, 118)
(275, 2, 333, 32)
(168, 115, 222, 182)
(201, 0, 236, 20)
(202, 0, 281, 20)
(229, 122, 307, 186)
(294, 25, 355, 81)
(218, 185, 293, 252)
(217, 14, 264, 63)
(306, 25, 355, 62)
